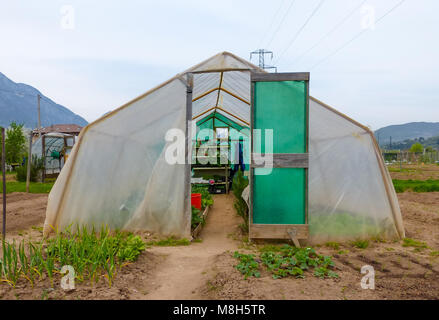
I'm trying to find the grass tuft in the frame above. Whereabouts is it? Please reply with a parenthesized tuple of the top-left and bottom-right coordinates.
(402, 238, 428, 249)
(351, 240, 369, 249)
(393, 179, 439, 193)
(325, 242, 340, 250)
(146, 237, 190, 247)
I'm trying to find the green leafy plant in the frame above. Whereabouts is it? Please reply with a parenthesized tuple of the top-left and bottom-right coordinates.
(232, 169, 249, 232)
(233, 252, 260, 279)
(116, 234, 146, 262)
(234, 245, 338, 280)
(191, 206, 205, 230)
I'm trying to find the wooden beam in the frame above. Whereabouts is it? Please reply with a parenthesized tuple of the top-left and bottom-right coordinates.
(192, 86, 250, 106)
(192, 87, 218, 102)
(251, 72, 310, 82)
(251, 153, 309, 168)
(216, 106, 250, 126)
(192, 107, 216, 120)
(215, 72, 224, 108)
(220, 88, 250, 105)
(250, 224, 309, 240)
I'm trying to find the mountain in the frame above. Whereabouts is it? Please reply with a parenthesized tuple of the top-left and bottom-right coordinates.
(385, 135, 439, 150)
(0, 72, 88, 128)
(375, 122, 439, 146)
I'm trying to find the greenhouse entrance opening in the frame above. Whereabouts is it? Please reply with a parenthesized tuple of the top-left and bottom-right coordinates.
(189, 70, 310, 245)
(190, 70, 251, 237)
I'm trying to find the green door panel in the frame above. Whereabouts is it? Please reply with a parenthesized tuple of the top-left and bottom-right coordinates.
(253, 168, 305, 224)
(252, 79, 307, 225)
(253, 81, 306, 154)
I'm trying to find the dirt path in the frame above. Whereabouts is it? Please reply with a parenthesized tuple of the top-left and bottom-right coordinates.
(0, 192, 48, 234)
(143, 194, 241, 299)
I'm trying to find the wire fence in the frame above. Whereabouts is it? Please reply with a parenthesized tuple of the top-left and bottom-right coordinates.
(382, 151, 439, 165)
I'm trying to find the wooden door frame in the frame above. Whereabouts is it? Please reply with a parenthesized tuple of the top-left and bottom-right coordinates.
(249, 72, 310, 240)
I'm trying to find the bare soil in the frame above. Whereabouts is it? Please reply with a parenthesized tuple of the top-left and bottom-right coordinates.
(0, 192, 48, 234)
(0, 182, 438, 300)
(389, 164, 439, 180)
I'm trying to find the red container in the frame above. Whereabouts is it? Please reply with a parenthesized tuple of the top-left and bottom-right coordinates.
(191, 193, 202, 210)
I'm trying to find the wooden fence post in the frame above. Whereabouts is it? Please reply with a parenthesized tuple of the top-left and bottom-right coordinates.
(26, 131, 33, 193)
(1, 127, 6, 240)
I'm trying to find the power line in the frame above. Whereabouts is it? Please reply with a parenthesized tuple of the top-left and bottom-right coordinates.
(275, 0, 325, 65)
(287, 0, 367, 69)
(250, 49, 277, 72)
(265, 0, 296, 49)
(256, 0, 287, 49)
(308, 0, 407, 71)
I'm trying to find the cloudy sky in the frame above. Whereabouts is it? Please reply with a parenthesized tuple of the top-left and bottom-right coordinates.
(0, 0, 437, 130)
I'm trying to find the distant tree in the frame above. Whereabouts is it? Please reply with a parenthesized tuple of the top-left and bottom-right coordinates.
(5, 122, 26, 165)
(410, 142, 423, 153)
(425, 146, 434, 153)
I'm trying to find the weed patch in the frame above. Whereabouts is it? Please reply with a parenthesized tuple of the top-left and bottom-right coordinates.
(325, 242, 340, 250)
(146, 237, 190, 247)
(402, 238, 428, 249)
(393, 179, 439, 193)
(351, 240, 369, 249)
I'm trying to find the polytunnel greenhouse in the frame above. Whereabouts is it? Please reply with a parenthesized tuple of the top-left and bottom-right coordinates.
(43, 52, 405, 244)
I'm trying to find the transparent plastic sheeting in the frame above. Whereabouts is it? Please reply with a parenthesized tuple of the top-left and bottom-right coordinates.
(307, 98, 404, 243)
(44, 78, 188, 237)
(32, 133, 73, 172)
(44, 52, 404, 243)
(44, 52, 258, 238)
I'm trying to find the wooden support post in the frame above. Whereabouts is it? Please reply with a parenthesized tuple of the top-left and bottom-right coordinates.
(1, 127, 6, 240)
(41, 134, 45, 183)
(287, 228, 301, 248)
(184, 73, 193, 238)
(26, 131, 32, 193)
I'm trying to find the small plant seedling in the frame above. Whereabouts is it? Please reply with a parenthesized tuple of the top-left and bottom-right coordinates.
(351, 240, 369, 249)
(429, 251, 439, 257)
(325, 242, 340, 250)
